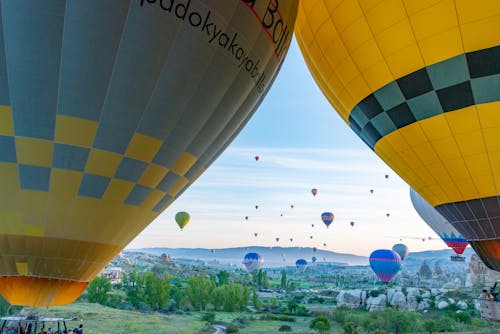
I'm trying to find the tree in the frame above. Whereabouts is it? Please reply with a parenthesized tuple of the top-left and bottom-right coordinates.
(287, 300, 298, 314)
(86, 276, 112, 305)
(280, 271, 287, 289)
(184, 277, 215, 310)
(310, 316, 331, 334)
(252, 288, 261, 311)
(216, 270, 230, 287)
(143, 272, 171, 310)
(343, 322, 358, 334)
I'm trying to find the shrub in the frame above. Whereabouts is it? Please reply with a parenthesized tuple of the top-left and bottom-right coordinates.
(202, 312, 215, 323)
(226, 324, 239, 333)
(279, 324, 292, 331)
(310, 316, 331, 334)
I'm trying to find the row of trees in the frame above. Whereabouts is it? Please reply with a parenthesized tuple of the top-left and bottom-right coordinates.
(86, 269, 250, 312)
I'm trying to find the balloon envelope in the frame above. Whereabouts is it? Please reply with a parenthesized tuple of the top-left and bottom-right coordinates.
(175, 212, 190, 230)
(0, 1, 298, 306)
(243, 252, 263, 272)
(295, 259, 308, 273)
(392, 244, 409, 261)
(321, 212, 334, 227)
(369, 249, 402, 283)
(311, 188, 318, 196)
(295, 0, 500, 270)
(311, 256, 317, 263)
(410, 188, 468, 255)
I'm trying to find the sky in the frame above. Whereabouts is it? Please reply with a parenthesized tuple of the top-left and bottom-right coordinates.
(127, 38, 453, 257)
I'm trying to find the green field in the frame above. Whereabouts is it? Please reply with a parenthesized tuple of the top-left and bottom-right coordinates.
(22, 303, 322, 334)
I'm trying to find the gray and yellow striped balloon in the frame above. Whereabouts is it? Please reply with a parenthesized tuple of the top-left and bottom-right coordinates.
(0, 0, 298, 306)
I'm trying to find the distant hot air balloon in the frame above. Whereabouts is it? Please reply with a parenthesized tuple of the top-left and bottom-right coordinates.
(369, 249, 402, 283)
(321, 212, 334, 227)
(254, 156, 259, 161)
(275, 237, 280, 242)
(0, 0, 299, 308)
(385, 174, 389, 179)
(323, 243, 326, 247)
(310, 236, 313, 239)
(295, 0, 499, 271)
(245, 216, 248, 221)
(311, 256, 317, 263)
(311, 224, 315, 228)
(311, 188, 318, 196)
(313, 247, 317, 252)
(392, 244, 409, 261)
(370, 189, 374, 195)
(291, 204, 294, 209)
(175, 212, 190, 230)
(255, 205, 258, 210)
(410, 188, 468, 258)
(280, 214, 284, 217)
(243, 253, 263, 272)
(296, 259, 308, 273)
(254, 233, 258, 237)
(350, 221, 355, 227)
(290, 238, 293, 242)
(386, 213, 390, 218)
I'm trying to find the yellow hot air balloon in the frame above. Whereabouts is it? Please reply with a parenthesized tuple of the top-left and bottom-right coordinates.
(0, 0, 298, 306)
(296, 1, 499, 268)
(175, 211, 190, 230)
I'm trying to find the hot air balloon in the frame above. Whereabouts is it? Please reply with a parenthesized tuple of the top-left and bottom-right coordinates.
(254, 156, 259, 161)
(310, 236, 313, 239)
(211, 249, 215, 253)
(386, 213, 390, 218)
(385, 175, 389, 179)
(290, 238, 293, 242)
(313, 247, 317, 252)
(369, 249, 402, 283)
(311, 256, 317, 263)
(370, 190, 374, 195)
(243, 252, 263, 272)
(321, 212, 334, 227)
(295, 0, 499, 270)
(410, 188, 468, 261)
(245, 216, 249, 221)
(392, 244, 409, 261)
(175, 212, 190, 230)
(323, 243, 326, 247)
(350, 221, 355, 227)
(0, 1, 298, 307)
(296, 259, 308, 273)
(255, 205, 258, 210)
(275, 237, 280, 242)
(311, 188, 318, 196)
(311, 224, 315, 228)
(291, 204, 294, 209)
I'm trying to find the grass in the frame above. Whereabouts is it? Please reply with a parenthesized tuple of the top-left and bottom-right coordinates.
(23, 303, 205, 334)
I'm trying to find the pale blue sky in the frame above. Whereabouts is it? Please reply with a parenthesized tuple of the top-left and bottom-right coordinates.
(127, 39, 454, 256)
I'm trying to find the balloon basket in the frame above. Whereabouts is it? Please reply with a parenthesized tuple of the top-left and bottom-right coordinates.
(450, 255, 465, 262)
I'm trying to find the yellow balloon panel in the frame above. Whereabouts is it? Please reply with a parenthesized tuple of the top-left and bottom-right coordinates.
(296, 0, 500, 269)
(0, 0, 298, 306)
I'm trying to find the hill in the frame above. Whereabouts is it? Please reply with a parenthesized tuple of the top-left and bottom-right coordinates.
(126, 246, 476, 269)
